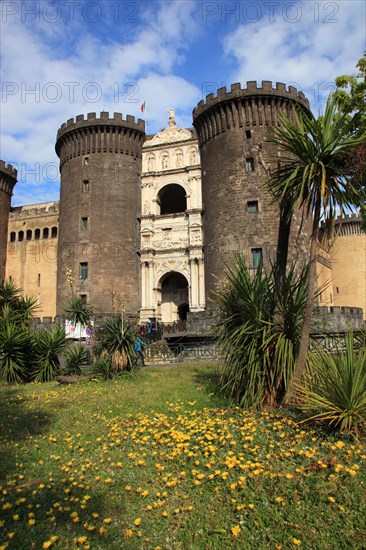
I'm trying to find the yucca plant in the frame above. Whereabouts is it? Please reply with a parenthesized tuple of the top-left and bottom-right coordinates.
(214, 256, 309, 408)
(93, 314, 137, 373)
(64, 346, 91, 375)
(92, 355, 114, 380)
(297, 333, 366, 432)
(32, 325, 70, 382)
(0, 314, 33, 384)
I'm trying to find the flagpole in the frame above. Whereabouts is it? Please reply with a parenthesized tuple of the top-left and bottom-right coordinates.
(141, 101, 147, 134)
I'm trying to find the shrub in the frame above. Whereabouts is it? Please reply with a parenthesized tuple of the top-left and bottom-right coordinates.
(92, 355, 115, 380)
(0, 316, 33, 384)
(298, 333, 366, 432)
(93, 315, 137, 373)
(64, 346, 91, 375)
(214, 256, 309, 408)
(32, 325, 70, 382)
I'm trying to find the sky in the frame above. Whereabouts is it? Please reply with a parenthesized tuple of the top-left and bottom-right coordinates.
(0, 0, 365, 205)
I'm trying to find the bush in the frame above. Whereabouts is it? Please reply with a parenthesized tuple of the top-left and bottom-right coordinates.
(93, 315, 137, 373)
(298, 333, 366, 432)
(0, 317, 33, 384)
(214, 256, 309, 408)
(64, 346, 91, 375)
(92, 355, 115, 380)
(32, 326, 70, 382)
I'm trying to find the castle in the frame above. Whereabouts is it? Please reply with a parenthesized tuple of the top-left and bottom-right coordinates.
(1, 82, 364, 327)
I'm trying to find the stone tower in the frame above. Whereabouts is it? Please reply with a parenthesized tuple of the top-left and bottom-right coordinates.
(55, 112, 145, 316)
(193, 81, 311, 302)
(0, 160, 17, 284)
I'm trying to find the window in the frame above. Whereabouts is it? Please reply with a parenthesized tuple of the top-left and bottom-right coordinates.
(10, 232, 16, 242)
(84, 157, 89, 166)
(18, 231, 24, 242)
(80, 294, 87, 305)
(81, 217, 89, 231)
(82, 179, 89, 192)
(43, 227, 49, 239)
(80, 262, 88, 280)
(51, 226, 58, 238)
(246, 158, 254, 173)
(37, 273, 41, 287)
(34, 228, 40, 240)
(336, 287, 340, 294)
(247, 200, 259, 213)
(26, 229, 32, 240)
(245, 130, 251, 139)
(251, 248, 263, 269)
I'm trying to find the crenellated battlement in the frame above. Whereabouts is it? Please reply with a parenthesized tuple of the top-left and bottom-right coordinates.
(193, 81, 309, 118)
(193, 81, 310, 147)
(10, 201, 59, 219)
(320, 213, 363, 237)
(56, 112, 146, 162)
(0, 160, 17, 178)
(57, 111, 145, 139)
(333, 213, 361, 224)
(0, 160, 17, 195)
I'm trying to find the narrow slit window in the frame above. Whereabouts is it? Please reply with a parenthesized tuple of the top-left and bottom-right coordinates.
(80, 262, 88, 280)
(246, 158, 254, 173)
(251, 248, 263, 269)
(81, 217, 89, 231)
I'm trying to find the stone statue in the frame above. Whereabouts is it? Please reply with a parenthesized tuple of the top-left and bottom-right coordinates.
(162, 155, 169, 169)
(176, 151, 183, 167)
(190, 149, 196, 165)
(147, 155, 154, 171)
(167, 107, 176, 127)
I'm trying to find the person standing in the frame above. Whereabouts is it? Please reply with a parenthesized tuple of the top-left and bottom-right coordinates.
(134, 336, 145, 367)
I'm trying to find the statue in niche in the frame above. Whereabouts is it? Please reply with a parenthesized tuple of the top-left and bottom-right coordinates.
(147, 155, 155, 171)
(162, 155, 169, 169)
(176, 151, 183, 168)
(189, 149, 196, 165)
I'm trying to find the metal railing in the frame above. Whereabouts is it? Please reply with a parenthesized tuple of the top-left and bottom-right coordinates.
(145, 338, 220, 364)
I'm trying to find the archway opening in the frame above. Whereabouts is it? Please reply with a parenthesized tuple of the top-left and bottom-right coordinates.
(158, 184, 186, 215)
(160, 271, 189, 323)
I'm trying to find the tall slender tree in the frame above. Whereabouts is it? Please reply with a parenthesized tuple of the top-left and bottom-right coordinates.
(268, 94, 365, 401)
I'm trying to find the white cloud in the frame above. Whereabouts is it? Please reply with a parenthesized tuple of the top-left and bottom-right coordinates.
(222, 0, 365, 111)
(1, 1, 200, 204)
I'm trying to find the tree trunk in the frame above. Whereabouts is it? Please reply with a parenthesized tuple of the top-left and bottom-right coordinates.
(285, 235, 317, 403)
(275, 200, 293, 292)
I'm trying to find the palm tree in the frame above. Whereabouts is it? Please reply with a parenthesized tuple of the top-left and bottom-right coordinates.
(268, 94, 365, 401)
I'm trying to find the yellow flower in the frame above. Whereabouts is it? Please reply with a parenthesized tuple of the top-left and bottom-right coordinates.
(328, 496, 335, 503)
(231, 525, 241, 537)
(103, 518, 112, 524)
(161, 511, 169, 517)
(134, 518, 141, 526)
(293, 539, 301, 546)
(123, 529, 133, 538)
(28, 518, 36, 526)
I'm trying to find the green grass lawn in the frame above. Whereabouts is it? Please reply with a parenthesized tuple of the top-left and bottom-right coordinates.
(0, 363, 365, 550)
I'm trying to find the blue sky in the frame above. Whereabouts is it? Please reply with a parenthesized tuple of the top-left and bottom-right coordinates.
(1, 0, 365, 205)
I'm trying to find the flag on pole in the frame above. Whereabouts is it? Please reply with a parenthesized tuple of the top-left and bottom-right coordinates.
(141, 101, 146, 113)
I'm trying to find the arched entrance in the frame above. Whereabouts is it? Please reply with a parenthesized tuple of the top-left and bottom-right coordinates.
(159, 271, 189, 323)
